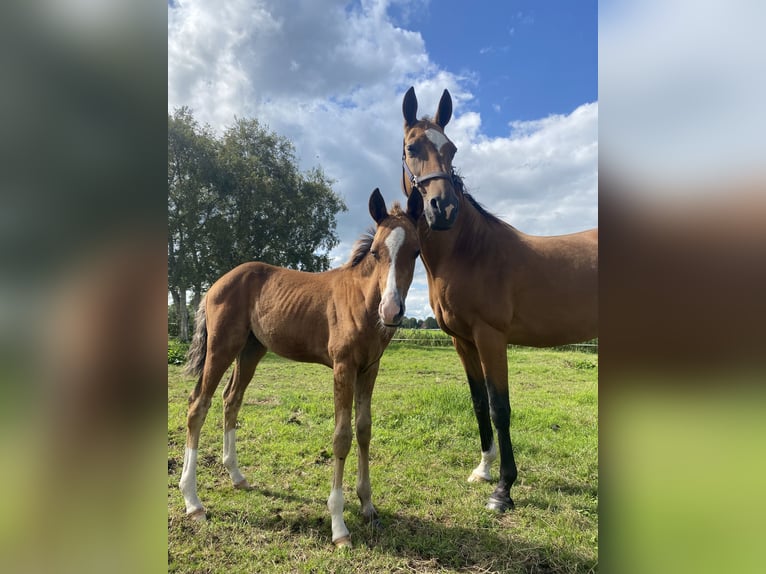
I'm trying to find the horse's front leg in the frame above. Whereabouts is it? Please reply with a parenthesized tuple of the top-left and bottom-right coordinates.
(454, 337, 497, 483)
(327, 361, 355, 548)
(354, 361, 380, 527)
(474, 326, 517, 512)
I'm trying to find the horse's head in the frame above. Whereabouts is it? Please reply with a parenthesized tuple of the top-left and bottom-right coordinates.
(368, 188, 423, 327)
(401, 86, 460, 230)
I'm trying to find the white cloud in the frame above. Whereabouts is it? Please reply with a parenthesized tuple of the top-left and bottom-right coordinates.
(599, 0, 766, 189)
(450, 102, 598, 237)
(168, 0, 597, 319)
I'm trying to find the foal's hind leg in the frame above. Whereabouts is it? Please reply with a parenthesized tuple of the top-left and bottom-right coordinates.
(180, 329, 249, 519)
(354, 361, 380, 526)
(222, 334, 267, 490)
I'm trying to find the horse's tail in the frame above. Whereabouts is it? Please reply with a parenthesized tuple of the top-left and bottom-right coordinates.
(184, 296, 208, 379)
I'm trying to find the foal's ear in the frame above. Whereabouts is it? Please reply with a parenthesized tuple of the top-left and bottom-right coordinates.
(403, 86, 418, 128)
(369, 188, 388, 225)
(407, 186, 424, 222)
(434, 89, 452, 128)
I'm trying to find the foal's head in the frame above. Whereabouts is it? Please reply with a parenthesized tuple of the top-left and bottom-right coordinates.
(402, 86, 460, 230)
(367, 188, 423, 327)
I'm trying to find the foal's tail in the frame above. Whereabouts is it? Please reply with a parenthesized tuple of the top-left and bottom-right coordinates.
(184, 296, 208, 379)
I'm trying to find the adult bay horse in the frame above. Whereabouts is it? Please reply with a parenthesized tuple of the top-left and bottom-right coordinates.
(179, 188, 423, 547)
(401, 87, 597, 511)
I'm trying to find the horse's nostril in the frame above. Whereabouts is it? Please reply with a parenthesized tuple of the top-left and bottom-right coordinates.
(430, 197, 439, 209)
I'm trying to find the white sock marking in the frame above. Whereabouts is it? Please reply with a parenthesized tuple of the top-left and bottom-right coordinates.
(179, 447, 204, 514)
(469, 441, 497, 482)
(223, 429, 246, 485)
(327, 487, 349, 542)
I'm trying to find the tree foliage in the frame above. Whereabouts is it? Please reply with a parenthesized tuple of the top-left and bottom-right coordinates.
(168, 108, 346, 340)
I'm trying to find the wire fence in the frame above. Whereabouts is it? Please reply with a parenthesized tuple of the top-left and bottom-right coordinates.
(390, 330, 598, 353)
(168, 324, 598, 353)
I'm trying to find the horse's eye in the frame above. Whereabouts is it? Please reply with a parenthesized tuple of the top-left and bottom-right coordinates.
(406, 144, 417, 156)
(370, 249, 380, 261)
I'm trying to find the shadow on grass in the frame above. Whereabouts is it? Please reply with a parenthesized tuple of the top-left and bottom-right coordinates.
(191, 486, 596, 573)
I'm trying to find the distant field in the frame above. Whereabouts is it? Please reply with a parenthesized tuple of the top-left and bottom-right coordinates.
(168, 344, 598, 573)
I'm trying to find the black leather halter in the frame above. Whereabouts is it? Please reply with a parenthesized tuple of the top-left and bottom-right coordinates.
(401, 140, 457, 193)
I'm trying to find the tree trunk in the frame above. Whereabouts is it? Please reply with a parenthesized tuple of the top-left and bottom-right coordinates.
(174, 289, 190, 342)
(179, 299, 190, 342)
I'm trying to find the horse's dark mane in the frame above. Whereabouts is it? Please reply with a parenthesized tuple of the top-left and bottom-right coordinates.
(452, 171, 508, 228)
(347, 227, 376, 267)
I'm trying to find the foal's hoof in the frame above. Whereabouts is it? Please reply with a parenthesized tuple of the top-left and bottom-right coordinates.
(333, 535, 352, 549)
(187, 508, 207, 521)
(486, 494, 515, 513)
(233, 479, 254, 491)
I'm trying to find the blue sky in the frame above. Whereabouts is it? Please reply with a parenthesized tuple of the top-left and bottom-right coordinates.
(169, 0, 598, 318)
(389, 0, 598, 134)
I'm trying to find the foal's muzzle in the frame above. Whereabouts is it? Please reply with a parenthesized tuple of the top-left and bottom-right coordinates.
(379, 295, 405, 327)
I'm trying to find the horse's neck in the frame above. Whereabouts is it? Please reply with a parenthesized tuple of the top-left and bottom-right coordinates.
(419, 196, 506, 274)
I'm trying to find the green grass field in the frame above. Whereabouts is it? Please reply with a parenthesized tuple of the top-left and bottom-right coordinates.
(168, 344, 598, 573)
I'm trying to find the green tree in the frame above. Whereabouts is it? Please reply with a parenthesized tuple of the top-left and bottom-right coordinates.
(168, 107, 219, 341)
(168, 110, 346, 341)
(211, 118, 345, 275)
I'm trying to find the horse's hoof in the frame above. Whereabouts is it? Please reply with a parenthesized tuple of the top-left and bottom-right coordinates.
(468, 471, 491, 483)
(333, 535, 352, 549)
(187, 508, 207, 521)
(233, 479, 253, 491)
(485, 494, 515, 513)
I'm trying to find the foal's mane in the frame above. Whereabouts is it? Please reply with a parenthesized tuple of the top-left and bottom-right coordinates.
(348, 228, 375, 267)
(346, 202, 407, 267)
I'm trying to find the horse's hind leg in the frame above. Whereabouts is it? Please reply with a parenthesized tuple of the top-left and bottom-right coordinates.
(354, 361, 380, 527)
(222, 334, 266, 489)
(180, 320, 249, 520)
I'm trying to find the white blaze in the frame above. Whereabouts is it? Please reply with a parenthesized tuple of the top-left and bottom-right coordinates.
(425, 128, 449, 152)
(384, 227, 405, 296)
(379, 226, 406, 324)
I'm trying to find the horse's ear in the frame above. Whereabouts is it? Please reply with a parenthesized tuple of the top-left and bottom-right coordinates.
(434, 89, 452, 128)
(403, 86, 418, 128)
(369, 188, 387, 225)
(407, 187, 424, 222)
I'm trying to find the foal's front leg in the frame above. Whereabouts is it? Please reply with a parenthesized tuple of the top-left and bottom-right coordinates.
(327, 361, 355, 548)
(354, 362, 380, 526)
